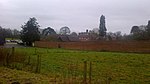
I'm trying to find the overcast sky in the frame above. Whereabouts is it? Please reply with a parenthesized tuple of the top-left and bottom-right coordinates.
(0, 0, 150, 34)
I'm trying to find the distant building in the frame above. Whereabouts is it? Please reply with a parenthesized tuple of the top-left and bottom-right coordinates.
(78, 29, 92, 41)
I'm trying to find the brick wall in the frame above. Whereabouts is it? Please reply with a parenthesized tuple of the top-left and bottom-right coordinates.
(35, 41, 150, 53)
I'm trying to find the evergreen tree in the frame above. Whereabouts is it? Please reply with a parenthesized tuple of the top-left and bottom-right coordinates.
(99, 15, 107, 37)
(130, 26, 140, 34)
(146, 20, 150, 36)
(21, 17, 40, 46)
(42, 27, 56, 36)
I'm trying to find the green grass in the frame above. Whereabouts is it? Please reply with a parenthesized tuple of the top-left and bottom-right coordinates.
(0, 67, 51, 84)
(3, 47, 150, 83)
(5, 38, 19, 40)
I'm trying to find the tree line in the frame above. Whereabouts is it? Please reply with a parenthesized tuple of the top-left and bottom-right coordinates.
(130, 21, 150, 40)
(0, 15, 150, 46)
(0, 26, 20, 39)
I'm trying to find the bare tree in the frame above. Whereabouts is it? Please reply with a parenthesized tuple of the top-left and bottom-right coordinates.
(60, 26, 71, 35)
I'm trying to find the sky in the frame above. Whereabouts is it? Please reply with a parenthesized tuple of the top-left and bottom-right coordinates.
(0, 0, 150, 34)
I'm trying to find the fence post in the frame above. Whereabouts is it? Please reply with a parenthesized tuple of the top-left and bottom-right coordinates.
(39, 55, 41, 73)
(28, 56, 30, 65)
(34, 48, 37, 55)
(107, 77, 111, 84)
(89, 61, 92, 84)
(35, 55, 41, 73)
(6, 53, 10, 67)
(68, 63, 71, 84)
(12, 47, 15, 56)
(83, 61, 87, 84)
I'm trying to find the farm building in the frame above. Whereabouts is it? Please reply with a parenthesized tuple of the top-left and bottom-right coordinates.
(58, 35, 79, 42)
(78, 30, 92, 41)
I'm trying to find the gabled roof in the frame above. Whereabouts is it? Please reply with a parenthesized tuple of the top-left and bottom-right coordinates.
(58, 35, 79, 42)
(68, 36, 79, 42)
(58, 35, 70, 42)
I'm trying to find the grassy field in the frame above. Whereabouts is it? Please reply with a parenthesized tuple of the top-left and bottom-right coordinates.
(0, 67, 50, 84)
(1, 47, 150, 84)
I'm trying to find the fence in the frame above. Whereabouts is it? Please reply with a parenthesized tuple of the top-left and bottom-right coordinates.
(0, 48, 110, 83)
(43, 60, 113, 84)
(0, 47, 118, 84)
(0, 47, 148, 84)
(40, 59, 145, 84)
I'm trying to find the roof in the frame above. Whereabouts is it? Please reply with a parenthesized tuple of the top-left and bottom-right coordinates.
(58, 35, 70, 42)
(68, 36, 79, 42)
(58, 35, 79, 42)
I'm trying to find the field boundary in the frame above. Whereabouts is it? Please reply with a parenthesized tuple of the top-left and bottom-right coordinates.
(35, 41, 150, 53)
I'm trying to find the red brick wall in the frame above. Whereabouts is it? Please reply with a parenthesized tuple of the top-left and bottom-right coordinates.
(35, 41, 150, 53)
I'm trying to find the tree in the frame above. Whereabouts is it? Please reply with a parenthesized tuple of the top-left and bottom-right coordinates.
(0, 26, 13, 39)
(130, 25, 147, 40)
(12, 29, 20, 39)
(60, 26, 71, 35)
(42, 27, 56, 36)
(114, 31, 122, 40)
(70, 32, 78, 36)
(147, 20, 150, 30)
(146, 20, 150, 39)
(130, 26, 140, 34)
(4, 28, 12, 38)
(0, 26, 5, 45)
(21, 17, 40, 46)
(99, 15, 107, 37)
(106, 31, 122, 40)
(92, 28, 99, 34)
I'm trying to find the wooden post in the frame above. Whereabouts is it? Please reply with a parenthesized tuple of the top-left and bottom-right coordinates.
(83, 61, 87, 84)
(12, 47, 15, 56)
(6, 53, 9, 67)
(47, 42, 49, 53)
(89, 61, 92, 84)
(47, 48, 49, 53)
(28, 56, 30, 65)
(107, 77, 111, 84)
(35, 55, 39, 73)
(54, 76, 57, 84)
(35, 55, 41, 73)
(68, 63, 70, 84)
(39, 55, 41, 73)
(35, 48, 37, 55)
(74, 63, 77, 83)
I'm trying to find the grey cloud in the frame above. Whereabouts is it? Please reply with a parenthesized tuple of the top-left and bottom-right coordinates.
(0, 0, 150, 34)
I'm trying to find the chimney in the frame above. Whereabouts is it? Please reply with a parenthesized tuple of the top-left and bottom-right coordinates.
(86, 29, 88, 33)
